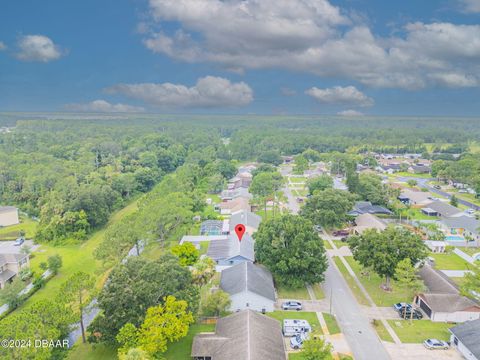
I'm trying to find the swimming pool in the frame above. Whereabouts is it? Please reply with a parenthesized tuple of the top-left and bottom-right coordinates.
(445, 235, 465, 241)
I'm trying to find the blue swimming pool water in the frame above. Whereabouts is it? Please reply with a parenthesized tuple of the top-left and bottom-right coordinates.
(445, 235, 464, 241)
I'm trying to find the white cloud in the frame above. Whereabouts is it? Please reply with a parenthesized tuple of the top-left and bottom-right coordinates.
(142, 0, 480, 89)
(65, 100, 145, 113)
(337, 109, 364, 116)
(306, 86, 374, 107)
(16, 35, 63, 62)
(460, 0, 480, 13)
(0, 41, 6, 51)
(105, 76, 253, 108)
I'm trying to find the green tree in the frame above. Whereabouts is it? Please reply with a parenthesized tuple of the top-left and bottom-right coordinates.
(250, 172, 284, 218)
(59, 271, 96, 343)
(461, 264, 480, 300)
(395, 259, 425, 294)
(191, 256, 216, 286)
(138, 296, 194, 356)
(47, 254, 63, 275)
(355, 173, 390, 206)
(201, 290, 231, 317)
(348, 227, 428, 289)
(294, 154, 309, 174)
(307, 175, 333, 195)
(258, 150, 283, 165)
(300, 335, 333, 360)
(119, 348, 150, 360)
(171, 242, 199, 266)
(0, 277, 24, 309)
(254, 214, 328, 287)
(117, 323, 140, 355)
(450, 195, 459, 207)
(301, 189, 354, 228)
(407, 179, 417, 187)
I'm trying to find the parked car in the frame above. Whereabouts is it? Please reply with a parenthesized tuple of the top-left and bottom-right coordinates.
(282, 301, 302, 311)
(14, 237, 25, 246)
(313, 225, 323, 232)
(423, 339, 449, 350)
(465, 209, 475, 215)
(399, 308, 423, 320)
(393, 303, 412, 312)
(433, 185, 441, 190)
(290, 332, 308, 350)
(333, 229, 349, 237)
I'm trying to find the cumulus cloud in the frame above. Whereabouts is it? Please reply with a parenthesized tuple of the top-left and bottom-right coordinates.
(142, 0, 480, 89)
(306, 86, 374, 107)
(105, 76, 253, 108)
(0, 41, 6, 51)
(337, 109, 364, 116)
(16, 35, 63, 62)
(460, 0, 480, 13)
(65, 100, 145, 113)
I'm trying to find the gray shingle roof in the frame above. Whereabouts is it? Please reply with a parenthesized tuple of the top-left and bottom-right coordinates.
(0, 269, 16, 283)
(450, 319, 480, 359)
(220, 262, 275, 301)
(0, 253, 27, 268)
(420, 293, 479, 312)
(191, 310, 286, 360)
(348, 201, 392, 216)
(442, 215, 480, 235)
(229, 210, 262, 232)
(418, 265, 458, 294)
(207, 233, 255, 262)
(0, 206, 17, 214)
(424, 200, 462, 217)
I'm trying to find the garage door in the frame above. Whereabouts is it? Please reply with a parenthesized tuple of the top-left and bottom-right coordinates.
(419, 299, 432, 318)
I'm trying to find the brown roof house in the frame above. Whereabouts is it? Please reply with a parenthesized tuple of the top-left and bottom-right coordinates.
(0, 206, 19, 227)
(191, 310, 286, 360)
(217, 197, 251, 215)
(353, 213, 387, 235)
(415, 265, 480, 322)
(0, 253, 29, 289)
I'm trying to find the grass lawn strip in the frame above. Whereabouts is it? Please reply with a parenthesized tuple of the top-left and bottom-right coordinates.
(322, 313, 340, 335)
(430, 252, 473, 270)
(387, 320, 454, 343)
(332, 257, 369, 306)
(277, 284, 311, 300)
(312, 283, 325, 300)
(372, 320, 394, 342)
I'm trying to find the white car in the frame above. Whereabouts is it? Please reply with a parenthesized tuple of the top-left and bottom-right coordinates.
(290, 332, 309, 350)
(282, 301, 302, 311)
(423, 339, 449, 350)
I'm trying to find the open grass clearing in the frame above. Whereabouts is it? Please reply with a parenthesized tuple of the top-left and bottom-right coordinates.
(0, 216, 38, 241)
(430, 252, 473, 270)
(277, 284, 311, 300)
(387, 320, 454, 343)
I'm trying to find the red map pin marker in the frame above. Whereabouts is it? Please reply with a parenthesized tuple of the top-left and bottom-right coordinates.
(234, 224, 246, 242)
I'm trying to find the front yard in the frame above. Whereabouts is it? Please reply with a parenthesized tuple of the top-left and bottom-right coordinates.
(277, 284, 311, 300)
(343, 257, 415, 307)
(387, 320, 455, 343)
(0, 216, 38, 240)
(430, 252, 473, 270)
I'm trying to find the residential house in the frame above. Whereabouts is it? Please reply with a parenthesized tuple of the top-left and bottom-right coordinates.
(217, 197, 251, 215)
(421, 200, 463, 218)
(220, 262, 275, 312)
(229, 210, 261, 236)
(441, 216, 480, 246)
(227, 176, 242, 190)
(237, 172, 253, 188)
(424, 240, 447, 253)
(0, 253, 29, 289)
(398, 189, 432, 207)
(353, 213, 387, 235)
(282, 155, 294, 164)
(415, 265, 480, 322)
(333, 177, 348, 190)
(207, 233, 255, 266)
(450, 319, 480, 360)
(408, 165, 431, 174)
(191, 310, 286, 360)
(220, 188, 252, 202)
(347, 201, 393, 216)
(0, 206, 19, 227)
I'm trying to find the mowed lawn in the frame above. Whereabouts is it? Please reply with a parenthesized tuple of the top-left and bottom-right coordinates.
(387, 320, 455, 343)
(267, 311, 322, 334)
(277, 284, 311, 300)
(430, 252, 473, 270)
(164, 323, 215, 360)
(344, 256, 415, 307)
(0, 216, 38, 240)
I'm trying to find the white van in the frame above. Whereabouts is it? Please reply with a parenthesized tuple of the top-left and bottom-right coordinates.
(282, 319, 312, 337)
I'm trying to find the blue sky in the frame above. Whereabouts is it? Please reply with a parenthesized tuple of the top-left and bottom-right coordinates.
(1, 0, 480, 116)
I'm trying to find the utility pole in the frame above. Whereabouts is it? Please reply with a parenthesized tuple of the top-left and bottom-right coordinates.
(329, 288, 333, 315)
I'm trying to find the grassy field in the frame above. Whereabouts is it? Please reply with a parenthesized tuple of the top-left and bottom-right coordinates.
(267, 311, 322, 334)
(164, 323, 216, 360)
(430, 252, 473, 270)
(387, 320, 455, 343)
(394, 172, 432, 179)
(68, 342, 117, 360)
(399, 208, 439, 221)
(290, 176, 306, 183)
(333, 240, 348, 249)
(372, 320, 394, 342)
(344, 257, 415, 307)
(0, 216, 38, 240)
(333, 257, 369, 305)
(457, 247, 480, 257)
(277, 284, 311, 300)
(312, 283, 325, 300)
(323, 313, 340, 334)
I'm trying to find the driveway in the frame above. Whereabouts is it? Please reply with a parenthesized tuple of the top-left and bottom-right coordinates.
(275, 299, 330, 312)
(0, 240, 37, 254)
(383, 343, 463, 360)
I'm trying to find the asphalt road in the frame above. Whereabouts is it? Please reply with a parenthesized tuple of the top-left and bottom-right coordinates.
(398, 177, 480, 211)
(281, 166, 390, 360)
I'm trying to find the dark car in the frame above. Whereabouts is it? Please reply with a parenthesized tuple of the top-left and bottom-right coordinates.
(333, 229, 349, 237)
(393, 303, 412, 312)
(399, 308, 423, 320)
